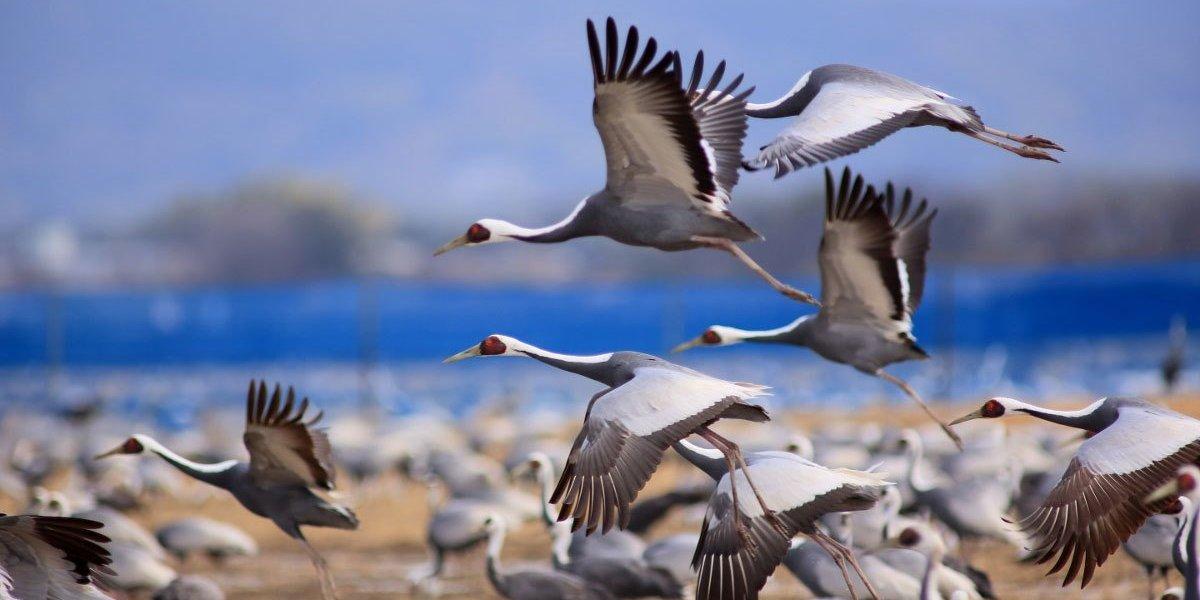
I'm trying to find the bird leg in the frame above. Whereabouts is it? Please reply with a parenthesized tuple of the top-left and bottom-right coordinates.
(702, 427, 790, 538)
(874, 369, 964, 451)
(811, 528, 881, 600)
(962, 130, 1059, 162)
(697, 430, 758, 554)
(690, 236, 820, 306)
(298, 534, 338, 600)
(981, 125, 1065, 151)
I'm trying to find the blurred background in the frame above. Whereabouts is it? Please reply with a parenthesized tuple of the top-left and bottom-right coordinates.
(1, 1, 1198, 420)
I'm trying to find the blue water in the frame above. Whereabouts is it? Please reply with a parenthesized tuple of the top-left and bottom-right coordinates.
(1, 260, 1197, 366)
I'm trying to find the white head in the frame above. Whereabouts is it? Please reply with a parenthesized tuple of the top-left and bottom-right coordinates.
(884, 520, 946, 557)
(949, 397, 1027, 425)
(671, 325, 751, 353)
(94, 433, 153, 459)
(443, 334, 530, 363)
(434, 219, 526, 256)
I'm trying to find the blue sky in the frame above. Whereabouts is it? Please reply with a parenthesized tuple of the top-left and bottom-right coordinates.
(2, 1, 1198, 228)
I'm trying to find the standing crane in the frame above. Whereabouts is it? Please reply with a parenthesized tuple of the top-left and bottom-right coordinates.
(94, 381, 359, 599)
(742, 64, 1063, 178)
(674, 167, 961, 447)
(950, 396, 1200, 587)
(673, 438, 891, 599)
(444, 334, 783, 542)
(434, 18, 818, 305)
(1146, 466, 1200, 600)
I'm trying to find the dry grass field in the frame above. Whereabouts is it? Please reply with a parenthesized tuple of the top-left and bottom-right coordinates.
(8, 393, 1200, 599)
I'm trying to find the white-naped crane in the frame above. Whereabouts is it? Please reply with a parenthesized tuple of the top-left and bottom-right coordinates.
(445, 334, 782, 543)
(878, 519, 994, 600)
(435, 17, 819, 305)
(0, 513, 114, 599)
(673, 438, 891, 600)
(480, 513, 615, 600)
(1146, 466, 1200, 600)
(152, 574, 225, 600)
(94, 381, 359, 600)
(1163, 316, 1188, 394)
(520, 452, 684, 599)
(674, 167, 961, 448)
(155, 517, 258, 563)
(1124, 496, 1186, 599)
(951, 396, 1200, 587)
(741, 64, 1063, 178)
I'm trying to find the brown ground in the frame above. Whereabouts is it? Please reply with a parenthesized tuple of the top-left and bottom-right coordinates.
(11, 393, 1200, 599)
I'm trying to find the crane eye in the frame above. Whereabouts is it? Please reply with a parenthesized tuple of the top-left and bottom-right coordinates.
(981, 399, 1005, 418)
(1180, 473, 1197, 493)
(467, 223, 491, 243)
(480, 336, 507, 356)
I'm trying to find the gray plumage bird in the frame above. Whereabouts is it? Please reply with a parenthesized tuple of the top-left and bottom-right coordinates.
(152, 575, 225, 600)
(95, 381, 359, 600)
(445, 334, 781, 540)
(1163, 316, 1188, 393)
(675, 167, 961, 448)
(951, 396, 1200, 587)
(673, 438, 890, 600)
(155, 517, 258, 563)
(434, 18, 818, 305)
(742, 64, 1063, 178)
(481, 514, 615, 600)
(1146, 466, 1200, 600)
(0, 513, 114, 599)
(1124, 501, 1185, 599)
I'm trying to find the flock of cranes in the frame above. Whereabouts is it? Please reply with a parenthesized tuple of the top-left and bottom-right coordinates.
(0, 14, 1193, 600)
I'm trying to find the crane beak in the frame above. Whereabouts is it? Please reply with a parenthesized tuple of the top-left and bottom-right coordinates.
(93, 445, 124, 460)
(433, 235, 469, 256)
(670, 336, 704, 354)
(443, 345, 481, 363)
(1145, 480, 1181, 505)
(948, 409, 983, 426)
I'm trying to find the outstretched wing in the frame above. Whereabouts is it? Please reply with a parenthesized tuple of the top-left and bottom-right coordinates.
(0, 514, 114, 599)
(1019, 406, 1200, 587)
(818, 167, 905, 327)
(551, 367, 769, 535)
(243, 381, 337, 490)
(692, 454, 887, 600)
(883, 182, 936, 314)
(745, 65, 948, 178)
(588, 18, 751, 222)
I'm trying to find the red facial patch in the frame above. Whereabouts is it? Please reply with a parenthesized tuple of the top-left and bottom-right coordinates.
(466, 223, 491, 243)
(898, 528, 920, 547)
(981, 399, 1005, 418)
(1180, 472, 1197, 493)
(480, 336, 507, 356)
(123, 437, 144, 454)
(702, 330, 721, 344)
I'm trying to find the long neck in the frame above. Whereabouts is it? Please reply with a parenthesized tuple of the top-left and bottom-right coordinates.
(506, 199, 592, 244)
(1188, 504, 1200, 600)
(905, 434, 934, 493)
(141, 436, 236, 486)
(485, 525, 507, 595)
(536, 463, 556, 527)
(919, 546, 944, 600)
(745, 72, 815, 118)
(550, 522, 572, 569)
(509, 341, 615, 385)
(1010, 398, 1110, 432)
(728, 315, 815, 346)
(1178, 500, 1195, 575)
(672, 439, 728, 481)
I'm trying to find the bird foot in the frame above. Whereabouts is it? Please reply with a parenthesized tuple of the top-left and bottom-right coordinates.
(1015, 146, 1060, 162)
(736, 520, 760, 556)
(1016, 135, 1064, 151)
(782, 286, 821, 307)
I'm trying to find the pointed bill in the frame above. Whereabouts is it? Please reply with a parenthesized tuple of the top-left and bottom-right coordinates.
(671, 336, 704, 354)
(949, 408, 983, 426)
(443, 344, 481, 363)
(1145, 479, 1181, 505)
(433, 234, 469, 256)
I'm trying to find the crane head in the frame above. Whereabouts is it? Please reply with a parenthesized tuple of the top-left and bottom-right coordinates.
(671, 327, 740, 353)
(443, 335, 520, 363)
(434, 220, 520, 256)
(948, 397, 1011, 425)
(1146, 465, 1200, 505)
(94, 435, 146, 460)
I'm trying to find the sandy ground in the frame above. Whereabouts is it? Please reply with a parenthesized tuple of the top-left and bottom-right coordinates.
(9, 393, 1200, 599)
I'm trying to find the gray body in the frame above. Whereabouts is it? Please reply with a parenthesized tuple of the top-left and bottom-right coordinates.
(783, 540, 921, 599)
(522, 192, 758, 251)
(152, 575, 225, 600)
(167, 461, 356, 540)
(1124, 513, 1180, 576)
(749, 315, 924, 373)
